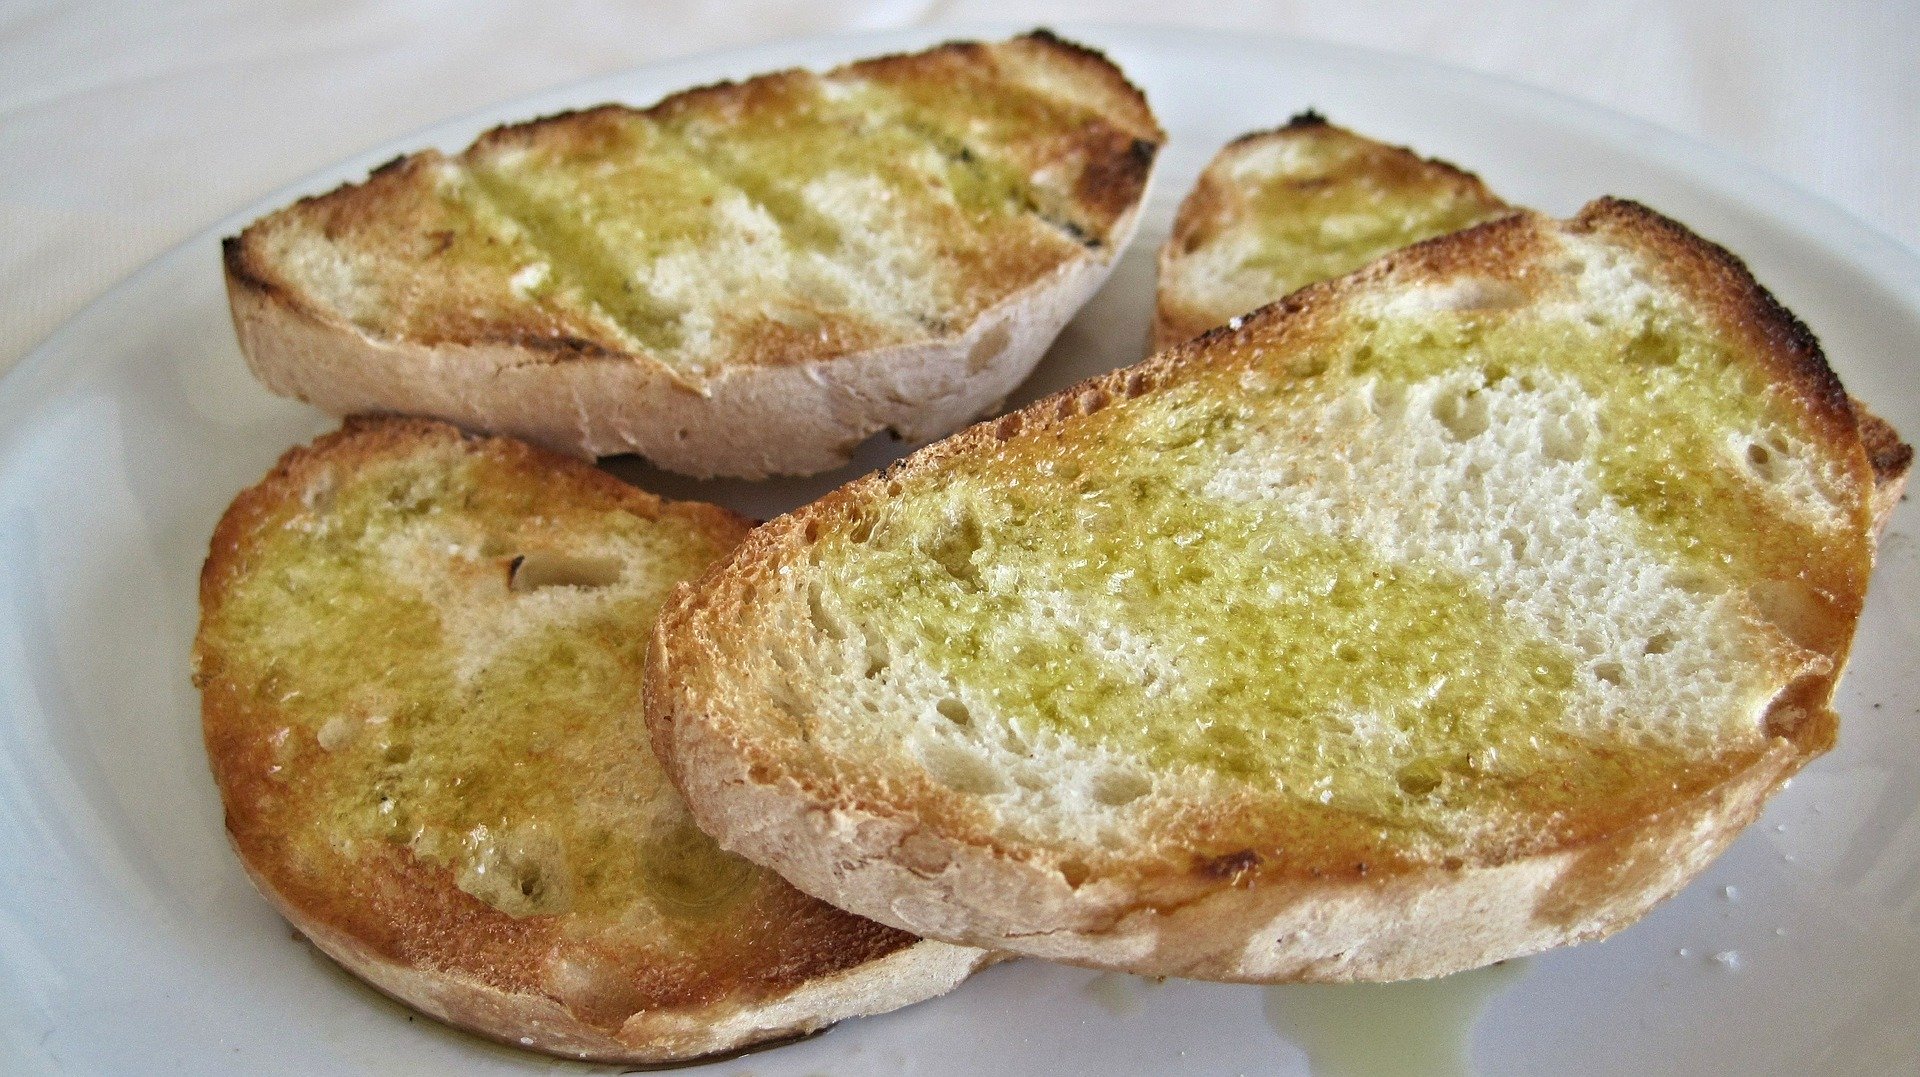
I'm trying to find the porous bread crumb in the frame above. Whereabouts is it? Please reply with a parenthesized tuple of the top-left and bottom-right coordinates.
(1205, 367, 1811, 749)
(726, 230, 1857, 856)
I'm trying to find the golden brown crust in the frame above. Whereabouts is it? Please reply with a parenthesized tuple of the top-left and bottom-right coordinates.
(984, 30, 1163, 230)
(196, 418, 984, 1063)
(224, 33, 1162, 477)
(650, 200, 1876, 981)
(836, 31, 1159, 145)
(1575, 199, 1859, 448)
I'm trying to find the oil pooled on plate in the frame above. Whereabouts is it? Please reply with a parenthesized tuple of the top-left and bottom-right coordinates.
(1082, 971, 1164, 1017)
(1263, 960, 1529, 1076)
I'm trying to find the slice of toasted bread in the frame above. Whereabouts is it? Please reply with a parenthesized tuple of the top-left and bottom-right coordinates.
(1156, 115, 1911, 531)
(193, 418, 985, 1063)
(224, 31, 1162, 479)
(1153, 113, 1512, 352)
(649, 200, 1878, 982)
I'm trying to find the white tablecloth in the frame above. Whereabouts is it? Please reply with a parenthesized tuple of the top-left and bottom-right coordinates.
(2, 0, 1913, 376)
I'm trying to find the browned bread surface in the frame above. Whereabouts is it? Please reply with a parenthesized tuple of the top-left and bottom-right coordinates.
(194, 418, 984, 1063)
(225, 32, 1163, 478)
(649, 200, 1876, 982)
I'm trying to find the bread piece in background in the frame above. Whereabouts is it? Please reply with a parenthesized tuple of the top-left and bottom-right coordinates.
(225, 31, 1162, 479)
(651, 200, 1879, 982)
(194, 418, 985, 1064)
(1156, 114, 1909, 528)
(1154, 112, 1511, 351)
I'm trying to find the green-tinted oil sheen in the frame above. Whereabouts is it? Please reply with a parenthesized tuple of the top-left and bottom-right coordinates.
(457, 159, 690, 353)
(1235, 165, 1506, 299)
(813, 272, 1859, 833)
(414, 70, 1103, 373)
(839, 71, 1105, 237)
(821, 412, 1620, 831)
(659, 83, 1032, 243)
(1264, 959, 1530, 1076)
(213, 456, 753, 926)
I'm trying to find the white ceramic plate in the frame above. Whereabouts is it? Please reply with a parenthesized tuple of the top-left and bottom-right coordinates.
(3, 23, 1916, 1076)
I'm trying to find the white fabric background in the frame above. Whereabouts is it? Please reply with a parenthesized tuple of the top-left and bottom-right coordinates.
(2, 0, 1913, 376)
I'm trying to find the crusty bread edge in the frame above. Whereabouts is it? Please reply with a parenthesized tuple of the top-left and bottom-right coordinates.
(196, 417, 992, 1063)
(649, 199, 1868, 981)
(224, 197, 1145, 479)
(648, 689, 1796, 980)
(236, 847, 989, 1064)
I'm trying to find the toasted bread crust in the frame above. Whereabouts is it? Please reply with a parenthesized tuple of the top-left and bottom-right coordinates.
(225, 32, 1162, 478)
(649, 200, 1875, 981)
(196, 418, 986, 1062)
(990, 29, 1162, 140)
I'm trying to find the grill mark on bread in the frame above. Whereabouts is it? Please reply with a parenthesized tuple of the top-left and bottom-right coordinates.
(645, 70, 1086, 343)
(841, 34, 1159, 247)
(832, 84, 1115, 251)
(453, 165, 684, 353)
(1070, 136, 1161, 242)
(236, 30, 1155, 368)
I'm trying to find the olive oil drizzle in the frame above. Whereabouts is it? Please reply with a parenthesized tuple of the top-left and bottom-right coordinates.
(452, 164, 688, 354)
(812, 282, 1860, 844)
(216, 454, 756, 927)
